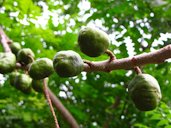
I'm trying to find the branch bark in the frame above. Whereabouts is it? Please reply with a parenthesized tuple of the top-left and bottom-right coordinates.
(84, 44, 171, 72)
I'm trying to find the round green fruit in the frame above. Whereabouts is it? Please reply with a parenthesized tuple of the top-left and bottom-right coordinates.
(0, 52, 16, 74)
(17, 48, 35, 65)
(28, 58, 54, 80)
(128, 74, 162, 111)
(9, 72, 20, 87)
(9, 72, 32, 94)
(78, 26, 109, 57)
(9, 42, 21, 55)
(53, 50, 84, 77)
(32, 78, 48, 93)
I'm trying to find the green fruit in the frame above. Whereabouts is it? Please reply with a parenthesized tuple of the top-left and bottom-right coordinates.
(9, 72, 32, 94)
(9, 42, 21, 55)
(28, 58, 54, 80)
(0, 52, 16, 74)
(53, 50, 84, 77)
(128, 74, 162, 111)
(78, 27, 109, 57)
(9, 72, 20, 87)
(17, 48, 35, 65)
(32, 78, 48, 93)
(32, 80, 43, 93)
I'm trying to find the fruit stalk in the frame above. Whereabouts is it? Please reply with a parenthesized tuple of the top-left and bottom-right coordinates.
(43, 79, 60, 128)
(47, 87, 80, 128)
(134, 66, 142, 74)
(105, 49, 116, 62)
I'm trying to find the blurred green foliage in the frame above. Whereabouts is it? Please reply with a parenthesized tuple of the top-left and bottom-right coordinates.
(0, 0, 171, 127)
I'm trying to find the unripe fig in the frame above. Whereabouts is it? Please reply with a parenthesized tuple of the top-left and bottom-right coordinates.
(9, 72, 20, 87)
(9, 72, 32, 94)
(128, 74, 162, 111)
(53, 50, 84, 77)
(28, 58, 54, 80)
(0, 52, 16, 74)
(17, 48, 35, 65)
(9, 42, 21, 55)
(32, 78, 48, 93)
(78, 26, 109, 57)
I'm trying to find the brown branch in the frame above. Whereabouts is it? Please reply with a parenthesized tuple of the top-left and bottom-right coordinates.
(84, 44, 171, 72)
(43, 79, 60, 128)
(47, 87, 80, 128)
(0, 27, 12, 52)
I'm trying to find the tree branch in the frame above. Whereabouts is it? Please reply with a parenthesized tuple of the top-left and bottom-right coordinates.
(84, 44, 171, 72)
(47, 87, 79, 128)
(0, 27, 12, 52)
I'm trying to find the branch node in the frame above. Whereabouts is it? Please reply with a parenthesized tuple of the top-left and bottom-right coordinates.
(131, 56, 137, 66)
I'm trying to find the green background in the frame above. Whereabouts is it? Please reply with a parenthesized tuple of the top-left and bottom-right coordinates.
(0, 0, 171, 127)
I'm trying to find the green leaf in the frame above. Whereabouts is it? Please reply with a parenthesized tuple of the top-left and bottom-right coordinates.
(157, 119, 169, 127)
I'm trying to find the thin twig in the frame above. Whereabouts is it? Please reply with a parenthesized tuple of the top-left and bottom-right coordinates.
(48, 87, 80, 128)
(43, 79, 60, 128)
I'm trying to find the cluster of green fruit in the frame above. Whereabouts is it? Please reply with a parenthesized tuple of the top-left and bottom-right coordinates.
(54, 26, 162, 111)
(0, 26, 110, 93)
(0, 26, 162, 111)
(0, 43, 53, 93)
(53, 26, 110, 77)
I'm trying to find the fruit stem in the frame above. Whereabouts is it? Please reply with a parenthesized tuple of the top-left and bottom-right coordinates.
(134, 66, 142, 74)
(43, 79, 60, 128)
(83, 60, 94, 69)
(28, 54, 34, 62)
(105, 49, 116, 62)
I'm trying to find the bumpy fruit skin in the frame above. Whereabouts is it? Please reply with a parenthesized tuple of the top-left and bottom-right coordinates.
(17, 48, 35, 65)
(0, 52, 16, 74)
(28, 58, 54, 80)
(78, 27, 109, 57)
(128, 74, 162, 111)
(53, 50, 84, 77)
(32, 78, 48, 93)
(9, 72, 32, 94)
(9, 43, 21, 55)
(9, 72, 20, 87)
